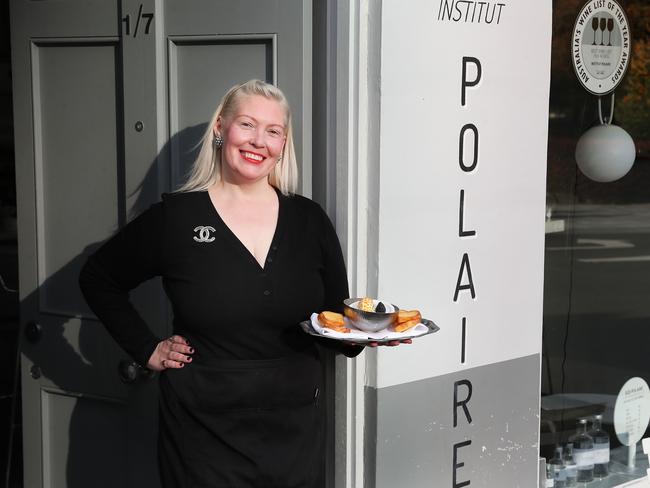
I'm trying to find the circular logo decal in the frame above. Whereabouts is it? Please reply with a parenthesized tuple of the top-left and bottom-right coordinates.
(572, 0, 631, 95)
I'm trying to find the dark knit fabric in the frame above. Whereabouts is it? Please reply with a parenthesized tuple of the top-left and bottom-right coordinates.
(79, 189, 361, 487)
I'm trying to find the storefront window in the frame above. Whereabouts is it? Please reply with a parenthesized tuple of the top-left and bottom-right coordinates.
(541, 0, 650, 486)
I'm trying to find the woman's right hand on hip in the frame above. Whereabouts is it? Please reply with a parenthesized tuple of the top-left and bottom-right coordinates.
(147, 335, 194, 371)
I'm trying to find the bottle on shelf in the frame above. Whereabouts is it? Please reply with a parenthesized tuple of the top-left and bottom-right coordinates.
(549, 446, 567, 487)
(563, 443, 578, 487)
(589, 414, 610, 478)
(569, 418, 594, 483)
(545, 463, 555, 487)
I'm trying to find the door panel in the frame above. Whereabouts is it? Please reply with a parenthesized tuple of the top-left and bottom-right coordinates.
(168, 35, 274, 188)
(41, 391, 127, 488)
(33, 40, 121, 316)
(11, 2, 155, 487)
(9, 1, 116, 38)
(165, 0, 312, 193)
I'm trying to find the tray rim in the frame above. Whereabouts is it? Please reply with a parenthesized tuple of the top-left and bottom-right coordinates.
(300, 317, 440, 344)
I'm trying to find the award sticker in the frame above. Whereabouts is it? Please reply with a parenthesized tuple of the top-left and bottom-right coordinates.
(572, 0, 631, 95)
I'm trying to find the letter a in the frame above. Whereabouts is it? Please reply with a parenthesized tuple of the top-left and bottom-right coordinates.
(453, 253, 476, 302)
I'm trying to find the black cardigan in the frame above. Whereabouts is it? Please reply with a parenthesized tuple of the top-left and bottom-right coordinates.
(79, 189, 362, 366)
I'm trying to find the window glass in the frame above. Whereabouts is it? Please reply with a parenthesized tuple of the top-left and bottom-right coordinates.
(542, 1, 650, 486)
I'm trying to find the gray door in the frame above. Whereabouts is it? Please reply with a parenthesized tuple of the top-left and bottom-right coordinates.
(10, 1, 312, 486)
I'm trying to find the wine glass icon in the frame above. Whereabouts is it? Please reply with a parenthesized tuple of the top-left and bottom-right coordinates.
(607, 18, 614, 46)
(600, 17, 607, 46)
(592, 16, 599, 45)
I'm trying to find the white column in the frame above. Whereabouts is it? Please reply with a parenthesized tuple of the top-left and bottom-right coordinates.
(338, 0, 553, 486)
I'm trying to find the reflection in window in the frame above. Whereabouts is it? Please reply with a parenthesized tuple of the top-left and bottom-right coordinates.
(541, 1, 650, 486)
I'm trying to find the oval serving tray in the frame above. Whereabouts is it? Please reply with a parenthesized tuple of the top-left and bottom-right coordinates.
(299, 318, 440, 344)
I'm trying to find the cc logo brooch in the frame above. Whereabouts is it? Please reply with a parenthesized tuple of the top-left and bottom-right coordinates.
(193, 225, 216, 243)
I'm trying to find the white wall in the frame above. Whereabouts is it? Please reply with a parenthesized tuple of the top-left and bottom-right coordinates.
(332, 1, 553, 485)
(374, 0, 552, 388)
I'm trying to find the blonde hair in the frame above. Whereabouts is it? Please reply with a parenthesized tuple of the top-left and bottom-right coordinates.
(175, 79, 298, 195)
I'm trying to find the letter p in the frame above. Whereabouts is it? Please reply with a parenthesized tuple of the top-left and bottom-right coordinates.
(461, 57, 482, 107)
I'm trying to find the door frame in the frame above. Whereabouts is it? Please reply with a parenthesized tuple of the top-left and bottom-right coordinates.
(313, 1, 381, 487)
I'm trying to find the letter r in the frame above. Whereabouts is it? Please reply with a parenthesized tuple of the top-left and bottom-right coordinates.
(454, 379, 473, 427)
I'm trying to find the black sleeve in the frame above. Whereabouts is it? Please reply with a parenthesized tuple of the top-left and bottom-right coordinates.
(314, 204, 364, 358)
(78, 203, 164, 366)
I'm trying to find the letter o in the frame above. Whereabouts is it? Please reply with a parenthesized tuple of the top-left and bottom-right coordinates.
(459, 123, 479, 172)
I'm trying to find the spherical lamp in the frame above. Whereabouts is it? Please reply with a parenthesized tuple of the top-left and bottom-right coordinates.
(575, 124, 636, 182)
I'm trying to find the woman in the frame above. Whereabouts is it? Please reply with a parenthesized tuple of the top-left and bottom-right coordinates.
(79, 80, 363, 487)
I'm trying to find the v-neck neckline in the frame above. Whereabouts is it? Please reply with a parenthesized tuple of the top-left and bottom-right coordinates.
(204, 186, 285, 272)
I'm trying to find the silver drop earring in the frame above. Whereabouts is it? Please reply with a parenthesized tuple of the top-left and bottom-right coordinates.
(213, 134, 223, 149)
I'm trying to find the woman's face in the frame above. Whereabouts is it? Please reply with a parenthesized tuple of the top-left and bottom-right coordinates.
(215, 95, 287, 186)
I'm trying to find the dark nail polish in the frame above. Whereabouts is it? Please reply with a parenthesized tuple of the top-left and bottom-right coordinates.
(189, 348, 194, 353)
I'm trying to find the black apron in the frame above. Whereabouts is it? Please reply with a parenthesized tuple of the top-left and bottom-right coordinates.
(157, 348, 324, 488)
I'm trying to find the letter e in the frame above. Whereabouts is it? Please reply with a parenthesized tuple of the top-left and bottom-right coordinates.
(453, 440, 472, 487)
